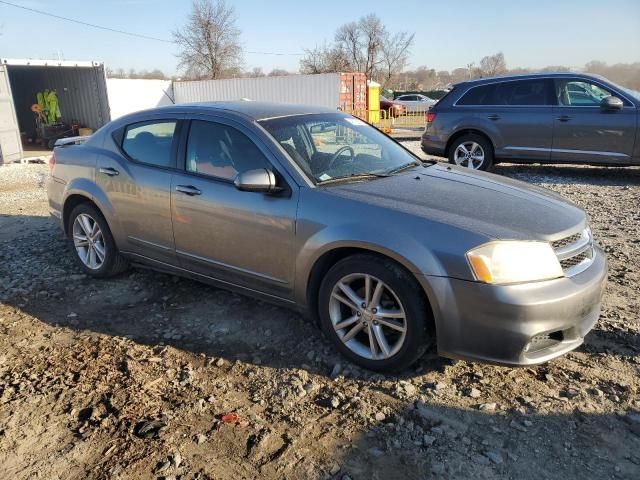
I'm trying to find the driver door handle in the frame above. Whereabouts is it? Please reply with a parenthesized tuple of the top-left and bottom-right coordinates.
(99, 167, 119, 176)
(487, 114, 500, 121)
(557, 115, 571, 122)
(175, 185, 202, 196)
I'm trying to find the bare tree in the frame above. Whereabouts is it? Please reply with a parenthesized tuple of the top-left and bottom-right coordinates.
(361, 14, 387, 79)
(379, 31, 414, 86)
(268, 68, 290, 77)
(299, 46, 327, 74)
(450, 67, 470, 83)
(303, 13, 412, 82)
(478, 52, 507, 77)
(173, 0, 243, 79)
(300, 43, 350, 74)
(246, 67, 265, 77)
(335, 21, 363, 72)
(334, 14, 386, 79)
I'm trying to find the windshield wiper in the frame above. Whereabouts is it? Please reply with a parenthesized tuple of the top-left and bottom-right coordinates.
(386, 162, 420, 175)
(316, 172, 391, 185)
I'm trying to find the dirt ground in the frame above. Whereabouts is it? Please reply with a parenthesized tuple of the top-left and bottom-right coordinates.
(1, 151, 639, 480)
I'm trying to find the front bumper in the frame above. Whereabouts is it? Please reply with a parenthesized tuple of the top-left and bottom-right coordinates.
(422, 245, 607, 366)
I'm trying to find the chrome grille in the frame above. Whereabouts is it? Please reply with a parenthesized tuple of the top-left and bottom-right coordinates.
(552, 228, 595, 276)
(552, 233, 581, 250)
(560, 250, 592, 269)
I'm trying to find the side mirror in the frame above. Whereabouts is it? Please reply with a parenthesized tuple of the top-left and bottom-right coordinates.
(234, 168, 282, 193)
(600, 95, 624, 111)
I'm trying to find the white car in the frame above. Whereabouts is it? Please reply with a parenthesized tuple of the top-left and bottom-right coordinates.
(394, 94, 437, 113)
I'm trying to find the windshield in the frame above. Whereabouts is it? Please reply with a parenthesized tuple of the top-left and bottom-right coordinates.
(621, 86, 640, 102)
(259, 113, 420, 184)
(600, 78, 640, 102)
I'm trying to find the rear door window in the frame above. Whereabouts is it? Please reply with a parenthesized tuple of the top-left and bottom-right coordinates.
(122, 121, 177, 167)
(457, 79, 552, 106)
(493, 79, 551, 105)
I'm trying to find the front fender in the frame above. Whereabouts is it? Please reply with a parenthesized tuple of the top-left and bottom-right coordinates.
(293, 221, 447, 306)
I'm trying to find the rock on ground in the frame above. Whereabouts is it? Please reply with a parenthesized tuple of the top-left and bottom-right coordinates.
(0, 159, 639, 479)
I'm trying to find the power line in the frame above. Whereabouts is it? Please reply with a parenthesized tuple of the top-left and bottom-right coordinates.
(0, 0, 173, 43)
(0, 0, 304, 56)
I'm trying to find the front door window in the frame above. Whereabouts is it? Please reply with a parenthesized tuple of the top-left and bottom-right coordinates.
(556, 80, 612, 106)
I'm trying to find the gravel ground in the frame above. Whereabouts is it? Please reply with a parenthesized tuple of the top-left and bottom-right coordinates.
(0, 150, 639, 480)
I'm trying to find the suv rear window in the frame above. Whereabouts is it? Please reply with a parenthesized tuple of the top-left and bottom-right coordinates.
(457, 79, 552, 106)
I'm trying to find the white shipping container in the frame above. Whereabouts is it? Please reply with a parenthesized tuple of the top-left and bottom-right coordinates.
(173, 73, 342, 109)
(106, 78, 174, 120)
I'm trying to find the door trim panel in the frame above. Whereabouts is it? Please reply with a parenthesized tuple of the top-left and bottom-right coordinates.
(127, 235, 174, 251)
(504, 146, 629, 158)
(551, 148, 628, 158)
(176, 249, 288, 284)
(122, 251, 296, 306)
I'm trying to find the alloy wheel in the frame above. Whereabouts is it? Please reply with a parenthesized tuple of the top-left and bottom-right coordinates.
(72, 213, 106, 270)
(454, 141, 485, 169)
(329, 273, 407, 360)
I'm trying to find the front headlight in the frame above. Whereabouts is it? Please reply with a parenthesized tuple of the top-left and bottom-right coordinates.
(466, 241, 563, 284)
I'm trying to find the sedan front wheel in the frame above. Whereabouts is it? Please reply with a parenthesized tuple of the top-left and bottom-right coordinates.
(319, 254, 432, 372)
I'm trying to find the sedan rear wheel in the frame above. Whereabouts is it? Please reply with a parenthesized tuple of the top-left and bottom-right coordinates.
(319, 254, 432, 372)
(68, 203, 128, 278)
(72, 213, 106, 270)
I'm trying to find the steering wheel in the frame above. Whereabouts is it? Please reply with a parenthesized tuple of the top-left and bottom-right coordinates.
(327, 146, 355, 170)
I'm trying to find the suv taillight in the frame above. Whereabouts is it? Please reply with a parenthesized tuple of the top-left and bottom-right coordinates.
(426, 112, 437, 123)
(48, 153, 56, 174)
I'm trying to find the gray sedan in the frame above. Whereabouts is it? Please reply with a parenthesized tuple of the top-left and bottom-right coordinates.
(47, 102, 607, 371)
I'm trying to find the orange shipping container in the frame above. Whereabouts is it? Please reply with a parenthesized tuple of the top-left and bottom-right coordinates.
(339, 72, 367, 114)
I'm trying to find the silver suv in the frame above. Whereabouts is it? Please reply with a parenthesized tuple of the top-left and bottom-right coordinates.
(48, 102, 607, 371)
(422, 72, 640, 170)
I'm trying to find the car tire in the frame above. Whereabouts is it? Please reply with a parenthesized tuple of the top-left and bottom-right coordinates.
(448, 133, 494, 171)
(318, 254, 432, 372)
(67, 203, 129, 278)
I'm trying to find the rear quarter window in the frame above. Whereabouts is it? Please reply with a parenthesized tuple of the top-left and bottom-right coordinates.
(456, 84, 496, 106)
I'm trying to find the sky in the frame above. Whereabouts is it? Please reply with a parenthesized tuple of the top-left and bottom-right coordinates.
(0, 0, 639, 75)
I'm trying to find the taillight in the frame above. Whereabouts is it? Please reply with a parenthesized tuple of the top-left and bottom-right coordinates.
(426, 112, 437, 123)
(48, 153, 56, 174)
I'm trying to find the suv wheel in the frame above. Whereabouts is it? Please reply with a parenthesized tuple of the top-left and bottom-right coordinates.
(318, 254, 432, 372)
(449, 134, 493, 171)
(68, 203, 129, 277)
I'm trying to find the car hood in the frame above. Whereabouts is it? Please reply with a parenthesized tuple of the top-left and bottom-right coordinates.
(326, 164, 586, 241)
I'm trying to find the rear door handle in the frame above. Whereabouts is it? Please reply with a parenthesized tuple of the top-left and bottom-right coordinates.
(175, 185, 202, 196)
(487, 114, 500, 121)
(99, 167, 119, 176)
(557, 115, 571, 122)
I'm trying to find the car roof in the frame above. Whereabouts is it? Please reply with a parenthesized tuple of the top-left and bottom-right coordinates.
(133, 101, 338, 121)
(452, 71, 607, 88)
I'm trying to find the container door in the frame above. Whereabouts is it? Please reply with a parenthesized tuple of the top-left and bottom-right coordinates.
(91, 64, 111, 128)
(0, 65, 22, 164)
